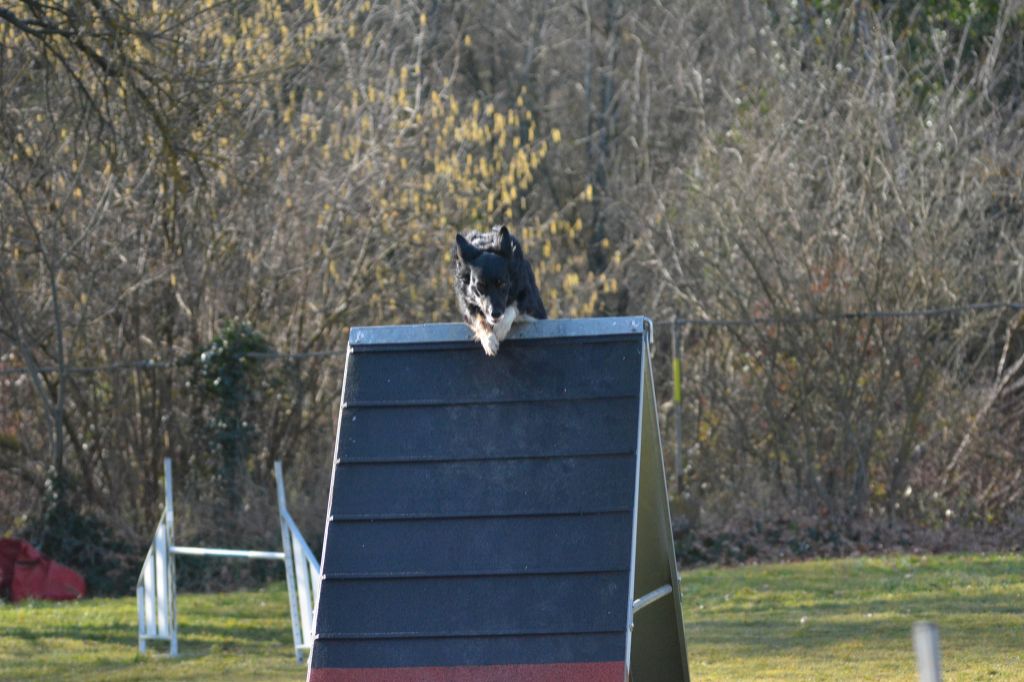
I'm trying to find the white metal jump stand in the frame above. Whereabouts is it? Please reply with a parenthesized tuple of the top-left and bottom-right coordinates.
(136, 458, 320, 662)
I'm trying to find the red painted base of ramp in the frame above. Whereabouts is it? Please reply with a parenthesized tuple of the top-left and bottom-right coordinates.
(309, 661, 625, 682)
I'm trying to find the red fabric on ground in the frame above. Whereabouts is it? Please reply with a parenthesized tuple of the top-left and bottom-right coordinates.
(0, 538, 86, 602)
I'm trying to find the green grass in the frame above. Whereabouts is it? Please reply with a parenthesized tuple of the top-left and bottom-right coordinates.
(1, 553, 1021, 681)
(0, 584, 303, 681)
(682, 553, 1024, 681)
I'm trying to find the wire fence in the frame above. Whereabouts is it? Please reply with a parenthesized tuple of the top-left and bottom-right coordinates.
(671, 301, 1024, 327)
(2, 299, 1022, 585)
(660, 302, 1024, 493)
(3, 301, 1020, 377)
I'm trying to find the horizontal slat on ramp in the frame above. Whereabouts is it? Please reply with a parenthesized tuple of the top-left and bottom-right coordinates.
(323, 512, 632, 577)
(315, 573, 628, 639)
(343, 340, 640, 406)
(311, 632, 625, 668)
(337, 398, 638, 462)
(329, 454, 635, 518)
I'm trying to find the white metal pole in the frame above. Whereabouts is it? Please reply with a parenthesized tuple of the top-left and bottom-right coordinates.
(170, 546, 285, 560)
(291, 528, 313, 646)
(632, 584, 674, 614)
(275, 461, 305, 662)
(144, 546, 156, 638)
(155, 520, 168, 637)
(913, 621, 941, 682)
(163, 458, 178, 656)
(164, 458, 174, 548)
(137, 584, 146, 652)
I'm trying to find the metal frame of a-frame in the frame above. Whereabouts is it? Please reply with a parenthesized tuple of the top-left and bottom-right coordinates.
(136, 458, 320, 662)
(308, 316, 689, 681)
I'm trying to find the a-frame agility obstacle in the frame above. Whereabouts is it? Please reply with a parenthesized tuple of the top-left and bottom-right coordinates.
(309, 317, 689, 681)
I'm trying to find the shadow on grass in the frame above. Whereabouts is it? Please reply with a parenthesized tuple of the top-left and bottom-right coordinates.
(1, 600, 292, 653)
(3, 620, 291, 653)
(688, 612, 1023, 658)
(3, 623, 138, 647)
(176, 622, 292, 647)
(687, 589, 1023, 618)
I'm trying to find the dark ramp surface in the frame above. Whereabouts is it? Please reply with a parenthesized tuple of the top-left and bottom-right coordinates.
(309, 318, 686, 682)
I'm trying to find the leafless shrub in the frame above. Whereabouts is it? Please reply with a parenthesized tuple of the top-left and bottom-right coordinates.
(1, 1, 1022, 590)
(632, 2, 1024, 529)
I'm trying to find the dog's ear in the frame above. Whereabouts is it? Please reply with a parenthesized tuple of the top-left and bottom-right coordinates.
(497, 225, 515, 258)
(455, 234, 481, 263)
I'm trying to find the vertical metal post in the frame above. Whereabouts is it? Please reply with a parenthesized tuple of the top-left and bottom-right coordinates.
(913, 622, 941, 682)
(671, 318, 684, 494)
(154, 519, 168, 637)
(137, 582, 146, 652)
(276, 461, 304, 662)
(163, 457, 178, 657)
(143, 545, 156, 642)
(291, 528, 313, 645)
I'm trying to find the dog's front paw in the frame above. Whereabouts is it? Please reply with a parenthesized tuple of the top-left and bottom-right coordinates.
(482, 333, 500, 356)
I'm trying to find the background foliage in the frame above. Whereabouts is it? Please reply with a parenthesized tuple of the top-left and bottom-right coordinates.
(1, 0, 1022, 593)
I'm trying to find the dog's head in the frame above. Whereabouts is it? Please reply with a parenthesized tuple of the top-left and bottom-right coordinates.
(454, 226, 517, 325)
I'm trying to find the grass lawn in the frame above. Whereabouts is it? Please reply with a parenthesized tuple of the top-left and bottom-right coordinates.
(0, 586, 303, 681)
(1, 553, 1021, 681)
(682, 553, 1024, 681)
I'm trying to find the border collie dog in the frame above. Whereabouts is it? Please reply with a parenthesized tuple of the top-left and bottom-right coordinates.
(453, 225, 547, 356)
